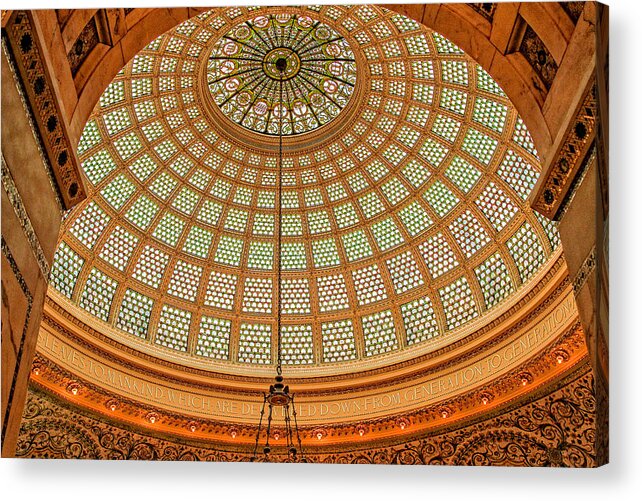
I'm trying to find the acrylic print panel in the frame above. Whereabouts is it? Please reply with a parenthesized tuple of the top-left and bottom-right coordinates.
(2, 2, 607, 467)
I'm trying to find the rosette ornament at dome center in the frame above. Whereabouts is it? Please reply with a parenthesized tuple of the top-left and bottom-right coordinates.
(207, 13, 357, 136)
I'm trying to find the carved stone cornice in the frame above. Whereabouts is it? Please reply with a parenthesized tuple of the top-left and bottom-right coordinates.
(27, 318, 587, 449)
(3, 11, 86, 209)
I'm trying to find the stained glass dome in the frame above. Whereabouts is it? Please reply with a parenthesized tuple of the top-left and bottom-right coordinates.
(49, 5, 560, 376)
(207, 13, 356, 135)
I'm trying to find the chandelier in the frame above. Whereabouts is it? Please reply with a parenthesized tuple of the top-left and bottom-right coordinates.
(251, 55, 306, 463)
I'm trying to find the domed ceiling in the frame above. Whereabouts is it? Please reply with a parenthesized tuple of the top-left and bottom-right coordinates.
(207, 12, 357, 135)
(49, 4, 560, 377)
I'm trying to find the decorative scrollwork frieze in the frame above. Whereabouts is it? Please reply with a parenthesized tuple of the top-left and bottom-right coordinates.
(572, 247, 597, 295)
(17, 366, 598, 466)
(470, 3, 496, 22)
(519, 25, 558, 90)
(67, 17, 100, 76)
(25, 320, 587, 452)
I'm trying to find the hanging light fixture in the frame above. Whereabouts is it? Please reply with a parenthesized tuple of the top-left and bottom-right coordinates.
(251, 54, 305, 463)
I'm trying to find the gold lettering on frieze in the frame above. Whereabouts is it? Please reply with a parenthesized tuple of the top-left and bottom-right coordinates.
(37, 293, 577, 423)
(41, 331, 213, 412)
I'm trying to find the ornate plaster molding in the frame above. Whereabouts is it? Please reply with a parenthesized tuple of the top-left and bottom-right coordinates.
(532, 82, 597, 219)
(27, 298, 586, 446)
(3, 11, 86, 209)
(17, 364, 597, 466)
(573, 246, 597, 295)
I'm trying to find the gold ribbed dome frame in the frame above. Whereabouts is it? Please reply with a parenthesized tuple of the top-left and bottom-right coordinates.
(49, 5, 560, 379)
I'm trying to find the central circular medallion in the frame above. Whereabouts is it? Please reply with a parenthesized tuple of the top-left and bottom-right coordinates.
(263, 49, 300, 80)
(207, 14, 357, 136)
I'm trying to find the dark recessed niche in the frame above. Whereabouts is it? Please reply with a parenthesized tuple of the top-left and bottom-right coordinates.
(20, 33, 33, 53)
(574, 122, 588, 140)
(47, 115, 58, 133)
(33, 76, 46, 95)
(57, 151, 68, 167)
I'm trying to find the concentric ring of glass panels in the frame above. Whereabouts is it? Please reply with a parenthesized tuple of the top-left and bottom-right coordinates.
(51, 5, 559, 371)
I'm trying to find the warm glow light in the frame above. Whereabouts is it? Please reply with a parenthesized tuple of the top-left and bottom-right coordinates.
(519, 372, 532, 386)
(32, 367, 40, 376)
(556, 355, 564, 364)
(71, 387, 78, 395)
(317, 432, 323, 440)
(110, 404, 117, 411)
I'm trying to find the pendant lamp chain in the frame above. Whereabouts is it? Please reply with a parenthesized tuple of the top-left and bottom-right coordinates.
(276, 74, 283, 377)
(251, 55, 305, 462)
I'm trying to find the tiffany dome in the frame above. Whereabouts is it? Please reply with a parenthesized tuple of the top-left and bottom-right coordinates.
(207, 12, 357, 136)
(48, 4, 560, 378)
